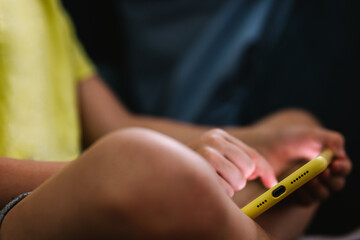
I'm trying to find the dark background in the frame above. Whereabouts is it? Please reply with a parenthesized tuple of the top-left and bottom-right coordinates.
(63, 0, 360, 235)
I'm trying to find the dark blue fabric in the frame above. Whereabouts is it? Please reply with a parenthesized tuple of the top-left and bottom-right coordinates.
(117, 0, 295, 125)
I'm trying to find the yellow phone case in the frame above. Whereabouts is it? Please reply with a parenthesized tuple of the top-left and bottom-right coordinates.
(241, 149, 334, 219)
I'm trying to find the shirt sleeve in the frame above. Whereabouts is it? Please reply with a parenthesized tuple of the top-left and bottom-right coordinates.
(58, 5, 97, 82)
(70, 36, 97, 82)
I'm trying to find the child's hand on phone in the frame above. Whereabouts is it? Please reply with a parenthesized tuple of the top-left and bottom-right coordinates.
(291, 149, 352, 205)
(188, 129, 278, 197)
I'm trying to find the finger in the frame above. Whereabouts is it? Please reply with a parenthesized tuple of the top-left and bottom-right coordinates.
(199, 130, 256, 178)
(318, 166, 347, 192)
(251, 157, 278, 188)
(319, 175, 346, 192)
(330, 157, 352, 176)
(258, 166, 278, 189)
(198, 146, 246, 190)
(291, 187, 317, 206)
(296, 139, 323, 160)
(234, 146, 278, 188)
(319, 168, 331, 179)
(220, 131, 260, 158)
(217, 176, 235, 198)
(218, 141, 256, 179)
(215, 130, 278, 188)
(317, 130, 347, 158)
(306, 178, 330, 201)
(295, 129, 346, 161)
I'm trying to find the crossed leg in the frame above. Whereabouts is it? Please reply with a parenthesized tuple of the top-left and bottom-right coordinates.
(0, 128, 269, 240)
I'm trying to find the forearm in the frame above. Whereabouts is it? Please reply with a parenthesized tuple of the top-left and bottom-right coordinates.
(251, 109, 322, 128)
(131, 109, 321, 150)
(78, 76, 251, 144)
(79, 76, 196, 144)
(81, 102, 211, 144)
(78, 76, 323, 146)
(0, 157, 68, 207)
(141, 109, 321, 144)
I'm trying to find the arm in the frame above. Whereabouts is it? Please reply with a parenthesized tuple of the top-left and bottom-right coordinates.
(0, 75, 186, 206)
(78, 75, 350, 189)
(77, 75, 251, 145)
(246, 108, 322, 128)
(0, 76, 257, 209)
(77, 75, 323, 146)
(0, 78, 308, 210)
(78, 75, 351, 240)
(0, 157, 68, 208)
(0, 128, 274, 240)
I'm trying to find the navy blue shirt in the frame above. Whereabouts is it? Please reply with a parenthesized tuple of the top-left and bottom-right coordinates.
(116, 0, 295, 125)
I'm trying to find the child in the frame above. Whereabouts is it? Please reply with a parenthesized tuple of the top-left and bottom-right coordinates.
(0, 1, 351, 239)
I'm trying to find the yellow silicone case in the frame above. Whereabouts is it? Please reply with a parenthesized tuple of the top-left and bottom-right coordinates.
(241, 149, 334, 219)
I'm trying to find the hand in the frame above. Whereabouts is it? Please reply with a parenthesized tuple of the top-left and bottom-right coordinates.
(188, 129, 277, 197)
(240, 125, 349, 176)
(290, 151, 352, 206)
(240, 125, 352, 205)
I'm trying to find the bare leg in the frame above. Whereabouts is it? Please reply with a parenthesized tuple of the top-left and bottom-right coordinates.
(0, 128, 269, 240)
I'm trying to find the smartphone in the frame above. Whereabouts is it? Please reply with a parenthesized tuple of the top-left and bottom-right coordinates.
(241, 149, 334, 219)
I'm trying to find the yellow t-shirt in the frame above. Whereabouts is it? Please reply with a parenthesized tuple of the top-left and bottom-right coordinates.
(0, 0, 95, 161)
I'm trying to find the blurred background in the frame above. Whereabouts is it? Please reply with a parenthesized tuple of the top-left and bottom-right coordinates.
(63, 0, 360, 235)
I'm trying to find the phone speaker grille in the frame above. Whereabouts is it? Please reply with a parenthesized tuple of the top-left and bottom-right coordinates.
(256, 199, 268, 208)
(290, 170, 309, 184)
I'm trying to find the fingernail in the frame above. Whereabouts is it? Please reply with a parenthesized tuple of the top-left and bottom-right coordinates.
(271, 180, 278, 188)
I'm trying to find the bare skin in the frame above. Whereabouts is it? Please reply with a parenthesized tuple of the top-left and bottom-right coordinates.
(0, 129, 272, 240)
(0, 76, 352, 240)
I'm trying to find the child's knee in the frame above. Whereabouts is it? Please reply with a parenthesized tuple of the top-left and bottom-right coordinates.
(94, 127, 215, 178)
(98, 167, 229, 239)
(76, 128, 230, 238)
